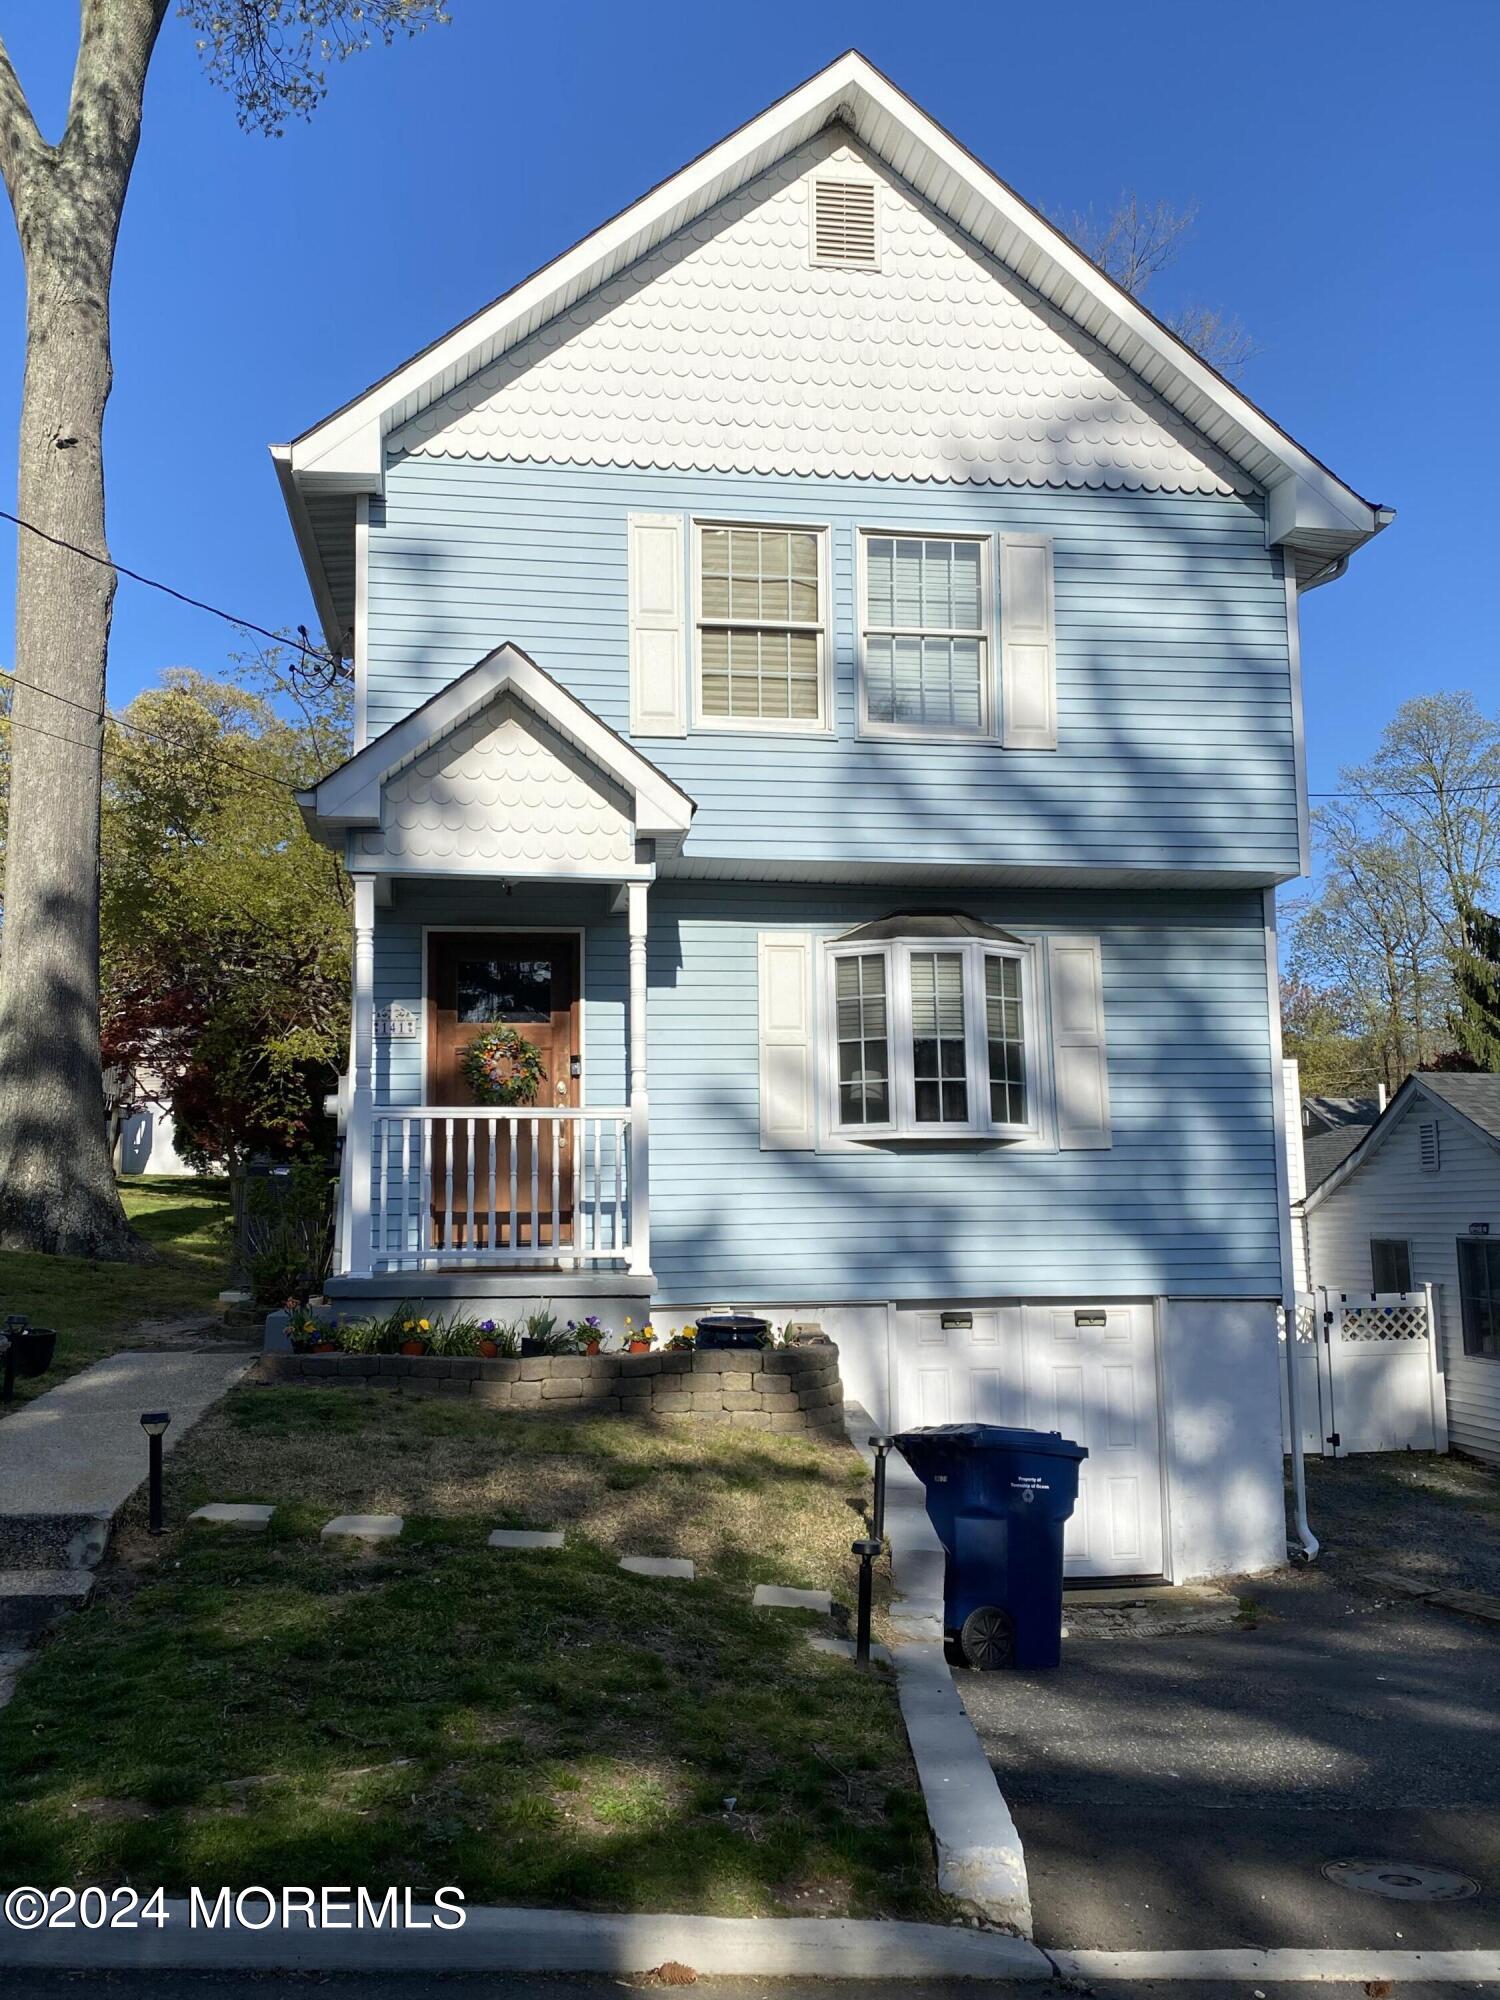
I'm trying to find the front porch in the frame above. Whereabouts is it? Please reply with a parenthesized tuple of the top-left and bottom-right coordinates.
(300, 644, 697, 1296)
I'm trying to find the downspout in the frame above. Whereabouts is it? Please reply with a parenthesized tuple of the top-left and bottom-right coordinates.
(1264, 888, 1318, 1560)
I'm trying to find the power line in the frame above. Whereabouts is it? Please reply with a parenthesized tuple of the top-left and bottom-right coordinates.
(0, 666, 327, 804)
(0, 505, 346, 681)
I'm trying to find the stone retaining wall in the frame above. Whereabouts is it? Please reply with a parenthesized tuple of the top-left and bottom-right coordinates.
(255, 1345, 844, 1435)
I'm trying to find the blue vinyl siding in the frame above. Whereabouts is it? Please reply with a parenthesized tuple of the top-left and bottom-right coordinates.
(367, 456, 1298, 877)
(371, 881, 1281, 1301)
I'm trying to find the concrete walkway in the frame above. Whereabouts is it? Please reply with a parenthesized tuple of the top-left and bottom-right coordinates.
(0, 1349, 252, 1566)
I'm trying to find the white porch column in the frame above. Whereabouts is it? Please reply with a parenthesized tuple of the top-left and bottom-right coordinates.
(627, 878, 651, 1276)
(347, 874, 377, 1279)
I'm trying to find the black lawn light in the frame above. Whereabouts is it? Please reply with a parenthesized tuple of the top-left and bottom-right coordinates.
(140, 1410, 171, 1534)
(868, 1434, 891, 1542)
(852, 1537, 881, 1664)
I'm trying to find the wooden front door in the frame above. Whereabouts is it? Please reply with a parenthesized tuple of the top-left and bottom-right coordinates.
(426, 933, 580, 1252)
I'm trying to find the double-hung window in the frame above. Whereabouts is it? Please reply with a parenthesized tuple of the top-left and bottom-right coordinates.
(829, 929, 1032, 1138)
(1458, 1237, 1500, 1360)
(860, 532, 991, 736)
(696, 523, 826, 729)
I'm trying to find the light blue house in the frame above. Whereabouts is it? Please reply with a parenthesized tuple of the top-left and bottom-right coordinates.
(276, 53, 1389, 1582)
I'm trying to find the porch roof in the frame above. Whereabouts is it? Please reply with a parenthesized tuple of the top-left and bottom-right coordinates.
(297, 643, 696, 865)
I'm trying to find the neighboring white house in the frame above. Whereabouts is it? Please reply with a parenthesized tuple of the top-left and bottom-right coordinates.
(111, 1072, 194, 1178)
(1298, 1071, 1500, 1463)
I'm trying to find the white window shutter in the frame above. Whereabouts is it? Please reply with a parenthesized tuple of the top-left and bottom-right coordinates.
(758, 933, 816, 1150)
(1047, 937, 1111, 1149)
(1000, 535, 1057, 750)
(628, 512, 686, 737)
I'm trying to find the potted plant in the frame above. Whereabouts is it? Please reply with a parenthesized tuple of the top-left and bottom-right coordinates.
(667, 1326, 696, 1352)
(567, 1314, 607, 1355)
(519, 1306, 569, 1356)
(399, 1316, 430, 1356)
(288, 1315, 333, 1355)
(477, 1318, 501, 1359)
(624, 1318, 655, 1355)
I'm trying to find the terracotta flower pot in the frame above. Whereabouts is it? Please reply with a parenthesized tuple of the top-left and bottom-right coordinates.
(628, 1339, 651, 1354)
(478, 1339, 499, 1359)
(400, 1339, 427, 1356)
(312, 1341, 338, 1354)
(584, 1340, 601, 1356)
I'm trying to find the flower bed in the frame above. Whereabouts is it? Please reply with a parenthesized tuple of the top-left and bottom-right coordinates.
(256, 1344, 844, 1435)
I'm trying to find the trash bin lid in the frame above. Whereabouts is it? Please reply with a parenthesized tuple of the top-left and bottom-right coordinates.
(894, 1423, 1087, 1461)
(695, 1312, 771, 1334)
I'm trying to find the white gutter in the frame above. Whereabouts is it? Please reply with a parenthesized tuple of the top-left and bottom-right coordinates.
(1263, 888, 1318, 1560)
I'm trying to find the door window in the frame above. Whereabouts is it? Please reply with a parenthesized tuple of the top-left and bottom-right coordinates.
(455, 958, 552, 1023)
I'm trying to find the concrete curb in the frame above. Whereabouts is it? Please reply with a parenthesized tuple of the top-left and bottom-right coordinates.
(0, 1902, 1053, 1979)
(1051, 1946, 1500, 1984)
(846, 1403, 1033, 1935)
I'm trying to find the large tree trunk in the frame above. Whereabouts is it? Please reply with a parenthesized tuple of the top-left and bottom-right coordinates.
(0, 2, 167, 1257)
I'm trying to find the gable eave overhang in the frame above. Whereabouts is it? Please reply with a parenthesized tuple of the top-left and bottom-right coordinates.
(297, 643, 696, 851)
(1301, 1074, 1500, 1213)
(275, 49, 1389, 628)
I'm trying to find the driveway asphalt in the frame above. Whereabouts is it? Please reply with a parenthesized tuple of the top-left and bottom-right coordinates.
(960, 1455, 1500, 1955)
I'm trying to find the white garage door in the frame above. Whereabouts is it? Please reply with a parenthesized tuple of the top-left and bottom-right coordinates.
(894, 1302, 1165, 1580)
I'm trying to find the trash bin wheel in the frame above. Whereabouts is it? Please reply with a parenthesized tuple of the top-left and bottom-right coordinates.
(959, 1604, 1016, 1671)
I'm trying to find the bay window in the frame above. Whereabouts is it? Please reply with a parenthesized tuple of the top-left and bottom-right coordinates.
(828, 919, 1033, 1138)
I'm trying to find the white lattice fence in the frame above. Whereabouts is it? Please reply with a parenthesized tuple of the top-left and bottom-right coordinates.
(1319, 1289, 1447, 1455)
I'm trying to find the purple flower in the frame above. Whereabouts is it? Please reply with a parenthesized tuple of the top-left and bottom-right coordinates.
(479, 1319, 496, 1334)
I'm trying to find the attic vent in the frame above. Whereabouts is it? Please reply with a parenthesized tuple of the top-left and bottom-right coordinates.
(1419, 1119, 1441, 1173)
(811, 179, 878, 269)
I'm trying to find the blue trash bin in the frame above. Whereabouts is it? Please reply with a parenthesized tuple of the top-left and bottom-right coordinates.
(893, 1423, 1087, 1670)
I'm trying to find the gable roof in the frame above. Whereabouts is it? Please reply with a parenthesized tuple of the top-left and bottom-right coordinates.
(297, 643, 695, 849)
(272, 50, 1392, 655)
(1301, 1071, 1500, 1213)
(1302, 1121, 1374, 1193)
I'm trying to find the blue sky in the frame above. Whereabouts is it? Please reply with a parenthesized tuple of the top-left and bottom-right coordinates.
(1, 0, 1496, 809)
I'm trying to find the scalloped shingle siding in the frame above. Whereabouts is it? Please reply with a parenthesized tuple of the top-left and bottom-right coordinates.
(394, 133, 1244, 498)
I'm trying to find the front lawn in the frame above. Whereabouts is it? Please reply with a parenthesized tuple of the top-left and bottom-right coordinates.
(0, 1391, 938, 1919)
(0, 1176, 231, 1409)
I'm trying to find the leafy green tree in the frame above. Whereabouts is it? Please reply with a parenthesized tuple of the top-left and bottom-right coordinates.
(0, 1, 445, 1258)
(100, 664, 351, 1167)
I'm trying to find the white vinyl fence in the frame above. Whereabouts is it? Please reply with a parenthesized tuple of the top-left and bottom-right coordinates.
(1280, 1287, 1449, 1457)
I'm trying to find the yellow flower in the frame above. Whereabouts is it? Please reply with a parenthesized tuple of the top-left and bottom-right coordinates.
(402, 1321, 415, 1333)
(625, 1317, 633, 1328)
(418, 1319, 430, 1332)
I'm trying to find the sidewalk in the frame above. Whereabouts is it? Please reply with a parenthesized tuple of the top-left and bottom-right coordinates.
(0, 1348, 252, 1566)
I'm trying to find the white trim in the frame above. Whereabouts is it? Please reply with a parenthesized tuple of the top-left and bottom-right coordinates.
(1284, 559, 1310, 875)
(418, 925, 588, 1112)
(998, 533, 1057, 752)
(690, 517, 834, 736)
(303, 643, 695, 843)
(1262, 889, 1297, 1311)
(818, 934, 1040, 1145)
(353, 494, 370, 752)
(627, 511, 688, 739)
(854, 527, 997, 743)
(276, 52, 1383, 558)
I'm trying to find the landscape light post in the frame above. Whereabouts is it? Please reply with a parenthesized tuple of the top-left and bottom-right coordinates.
(140, 1412, 171, 1534)
(868, 1435, 891, 1542)
(852, 1538, 881, 1663)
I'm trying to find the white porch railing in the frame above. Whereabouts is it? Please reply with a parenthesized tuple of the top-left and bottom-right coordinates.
(363, 1106, 636, 1273)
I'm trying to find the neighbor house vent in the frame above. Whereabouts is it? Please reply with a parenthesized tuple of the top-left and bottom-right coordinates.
(1418, 1119, 1441, 1172)
(811, 179, 878, 269)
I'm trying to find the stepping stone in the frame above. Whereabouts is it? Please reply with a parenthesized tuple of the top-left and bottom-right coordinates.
(189, 1504, 275, 1530)
(753, 1584, 833, 1614)
(806, 1634, 891, 1665)
(487, 1529, 564, 1550)
(619, 1555, 694, 1580)
(321, 1514, 403, 1541)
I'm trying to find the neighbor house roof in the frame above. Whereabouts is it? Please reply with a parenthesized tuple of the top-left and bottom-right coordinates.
(1302, 1121, 1374, 1192)
(271, 49, 1392, 656)
(1301, 1071, 1500, 1213)
(1303, 1093, 1382, 1136)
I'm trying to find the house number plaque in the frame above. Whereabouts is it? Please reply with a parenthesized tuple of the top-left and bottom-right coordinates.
(374, 1004, 419, 1042)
